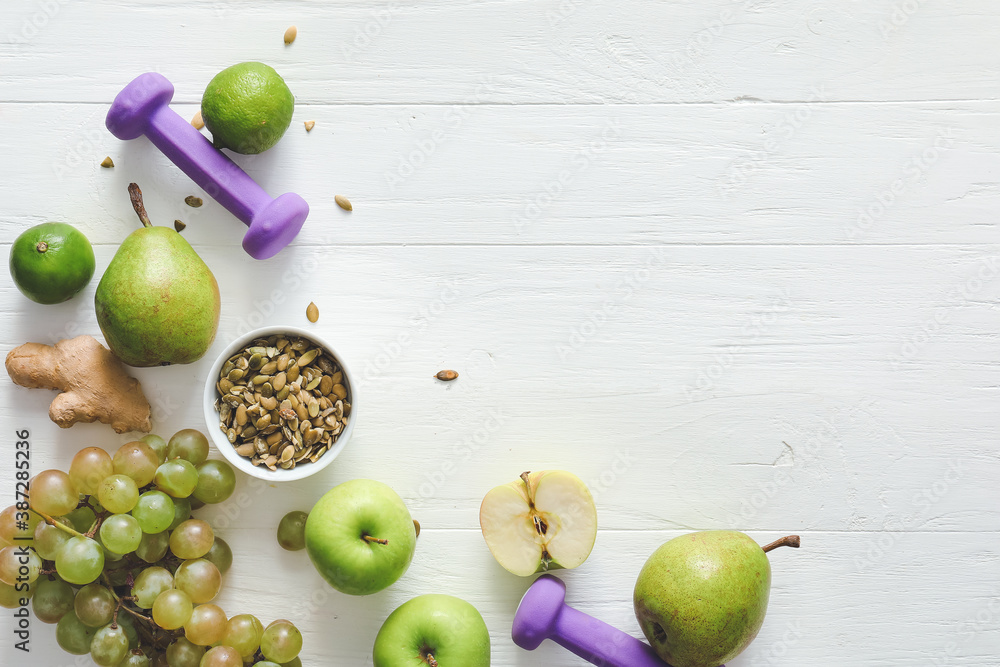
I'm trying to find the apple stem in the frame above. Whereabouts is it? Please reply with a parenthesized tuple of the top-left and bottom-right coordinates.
(363, 535, 389, 545)
(128, 183, 153, 228)
(422, 651, 438, 667)
(762, 535, 801, 553)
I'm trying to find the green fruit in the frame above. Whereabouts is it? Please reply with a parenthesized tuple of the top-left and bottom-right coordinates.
(304, 479, 416, 596)
(633, 531, 798, 667)
(10, 222, 95, 304)
(373, 594, 491, 667)
(201, 62, 294, 154)
(95, 184, 220, 367)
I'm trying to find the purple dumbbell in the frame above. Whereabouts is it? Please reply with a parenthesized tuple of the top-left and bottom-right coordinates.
(513, 575, 725, 667)
(106, 72, 309, 260)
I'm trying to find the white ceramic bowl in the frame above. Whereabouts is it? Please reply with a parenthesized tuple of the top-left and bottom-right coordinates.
(203, 326, 357, 482)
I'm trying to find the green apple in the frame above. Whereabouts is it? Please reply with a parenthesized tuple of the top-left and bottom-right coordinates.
(633, 531, 800, 667)
(304, 479, 416, 596)
(479, 470, 597, 576)
(373, 594, 490, 667)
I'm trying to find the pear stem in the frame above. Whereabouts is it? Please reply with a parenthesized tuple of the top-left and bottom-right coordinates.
(128, 183, 153, 228)
(762, 535, 800, 553)
(362, 535, 388, 545)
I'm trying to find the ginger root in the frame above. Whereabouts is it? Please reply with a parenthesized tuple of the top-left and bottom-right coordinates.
(5, 335, 152, 434)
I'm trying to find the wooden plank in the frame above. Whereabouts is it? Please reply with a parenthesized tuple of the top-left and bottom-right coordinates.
(0, 102, 998, 247)
(2, 1, 1000, 104)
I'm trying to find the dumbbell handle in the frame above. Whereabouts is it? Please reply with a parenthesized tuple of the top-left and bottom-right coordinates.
(548, 602, 668, 667)
(142, 98, 269, 225)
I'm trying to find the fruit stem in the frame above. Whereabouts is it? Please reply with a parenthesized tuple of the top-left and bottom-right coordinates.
(35, 241, 48, 253)
(128, 183, 153, 228)
(363, 535, 389, 545)
(421, 650, 438, 667)
(762, 535, 801, 553)
(102, 572, 154, 624)
(31, 509, 86, 539)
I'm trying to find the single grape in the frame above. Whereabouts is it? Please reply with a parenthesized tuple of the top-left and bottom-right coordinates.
(29, 469, 80, 517)
(91, 622, 130, 666)
(56, 610, 99, 654)
(64, 506, 97, 534)
(33, 519, 72, 560)
(98, 475, 140, 515)
(0, 544, 41, 585)
(200, 645, 243, 667)
(132, 566, 173, 609)
(184, 602, 227, 646)
(118, 649, 151, 667)
(167, 429, 210, 466)
(0, 579, 35, 608)
(173, 559, 221, 604)
(169, 497, 193, 530)
(192, 460, 237, 505)
(31, 576, 75, 623)
(131, 491, 175, 534)
(203, 537, 233, 576)
(152, 588, 192, 630)
(69, 447, 114, 495)
(166, 636, 205, 667)
(220, 613, 263, 657)
(99, 514, 143, 555)
(154, 459, 199, 498)
(1, 505, 41, 547)
(260, 619, 303, 663)
(55, 536, 105, 585)
(276, 511, 308, 551)
(140, 434, 168, 463)
(135, 530, 170, 563)
(74, 583, 116, 627)
(113, 441, 160, 487)
(169, 519, 214, 560)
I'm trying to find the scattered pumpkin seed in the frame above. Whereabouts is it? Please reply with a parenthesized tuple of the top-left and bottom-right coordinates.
(191, 111, 205, 130)
(284, 25, 297, 44)
(435, 370, 459, 381)
(185, 195, 203, 208)
(335, 194, 353, 211)
(174, 219, 186, 232)
(304, 120, 315, 132)
(306, 302, 319, 323)
(101, 156, 114, 168)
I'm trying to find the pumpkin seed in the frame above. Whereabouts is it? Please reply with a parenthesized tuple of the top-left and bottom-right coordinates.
(236, 405, 248, 426)
(298, 349, 319, 367)
(101, 156, 115, 168)
(332, 384, 348, 399)
(185, 195, 203, 208)
(304, 120, 315, 132)
(174, 219, 186, 232)
(284, 25, 297, 44)
(335, 194, 353, 211)
(306, 302, 319, 322)
(435, 370, 459, 381)
(191, 111, 205, 130)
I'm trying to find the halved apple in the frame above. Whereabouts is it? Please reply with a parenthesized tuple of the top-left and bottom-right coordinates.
(479, 470, 598, 576)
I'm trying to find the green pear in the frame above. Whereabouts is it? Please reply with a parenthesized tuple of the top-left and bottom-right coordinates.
(633, 531, 800, 667)
(95, 184, 220, 367)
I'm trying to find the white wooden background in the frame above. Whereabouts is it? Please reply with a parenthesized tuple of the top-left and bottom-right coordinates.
(2, 1, 999, 665)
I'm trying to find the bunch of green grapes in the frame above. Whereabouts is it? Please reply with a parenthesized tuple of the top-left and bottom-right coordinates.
(0, 429, 304, 667)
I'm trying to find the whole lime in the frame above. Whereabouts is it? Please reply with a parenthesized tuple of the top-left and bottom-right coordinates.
(10, 222, 95, 304)
(201, 62, 295, 155)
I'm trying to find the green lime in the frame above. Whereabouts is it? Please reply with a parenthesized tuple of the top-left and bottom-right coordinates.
(10, 222, 95, 304)
(201, 62, 295, 155)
